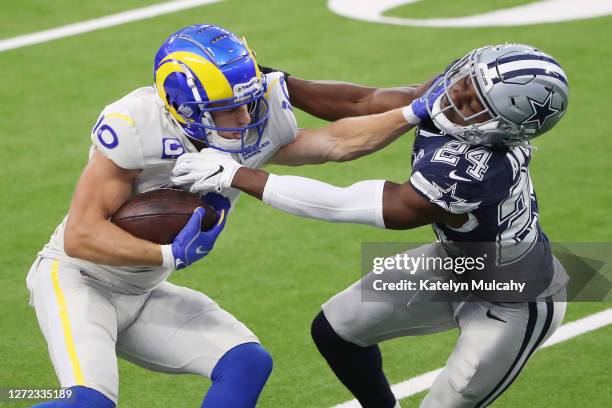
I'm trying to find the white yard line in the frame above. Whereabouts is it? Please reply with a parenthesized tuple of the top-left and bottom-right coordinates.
(332, 308, 612, 408)
(0, 0, 224, 53)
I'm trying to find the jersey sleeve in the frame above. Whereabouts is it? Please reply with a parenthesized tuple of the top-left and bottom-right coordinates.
(90, 110, 144, 170)
(264, 72, 298, 146)
(410, 143, 511, 214)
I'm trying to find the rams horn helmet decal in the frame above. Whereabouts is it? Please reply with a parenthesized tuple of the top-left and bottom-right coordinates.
(154, 24, 269, 153)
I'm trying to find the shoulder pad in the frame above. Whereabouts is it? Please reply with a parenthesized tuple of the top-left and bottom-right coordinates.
(91, 110, 144, 169)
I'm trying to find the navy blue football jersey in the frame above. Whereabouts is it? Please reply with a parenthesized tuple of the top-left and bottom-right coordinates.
(410, 120, 551, 269)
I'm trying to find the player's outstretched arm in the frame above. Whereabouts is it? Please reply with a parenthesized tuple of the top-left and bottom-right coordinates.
(270, 84, 443, 166)
(172, 159, 469, 229)
(270, 106, 414, 166)
(229, 169, 467, 230)
(285, 75, 438, 121)
(171, 153, 468, 231)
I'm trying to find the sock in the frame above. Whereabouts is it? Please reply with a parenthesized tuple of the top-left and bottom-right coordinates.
(202, 342, 273, 408)
(311, 311, 396, 408)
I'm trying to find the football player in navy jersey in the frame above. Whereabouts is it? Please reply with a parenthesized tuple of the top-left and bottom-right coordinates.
(173, 44, 570, 407)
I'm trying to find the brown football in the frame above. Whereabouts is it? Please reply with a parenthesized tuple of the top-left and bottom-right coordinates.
(110, 188, 217, 245)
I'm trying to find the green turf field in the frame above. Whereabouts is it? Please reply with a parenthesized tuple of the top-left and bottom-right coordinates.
(1, 1, 610, 407)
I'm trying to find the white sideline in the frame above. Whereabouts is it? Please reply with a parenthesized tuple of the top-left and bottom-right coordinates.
(332, 308, 612, 408)
(0, 0, 224, 53)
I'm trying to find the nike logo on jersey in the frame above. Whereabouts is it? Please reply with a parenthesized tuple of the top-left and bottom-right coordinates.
(203, 165, 224, 181)
(449, 170, 472, 182)
(486, 309, 507, 323)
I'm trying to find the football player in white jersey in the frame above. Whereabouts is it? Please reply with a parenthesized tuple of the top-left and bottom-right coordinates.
(27, 24, 439, 408)
(173, 44, 570, 407)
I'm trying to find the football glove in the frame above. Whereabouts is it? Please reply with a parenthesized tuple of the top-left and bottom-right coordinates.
(171, 150, 243, 194)
(258, 64, 290, 82)
(162, 197, 229, 270)
(402, 79, 445, 125)
(202, 192, 232, 214)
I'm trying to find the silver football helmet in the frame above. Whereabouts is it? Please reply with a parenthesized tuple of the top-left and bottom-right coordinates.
(425, 43, 569, 146)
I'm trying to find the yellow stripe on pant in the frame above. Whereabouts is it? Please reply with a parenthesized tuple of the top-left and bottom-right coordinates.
(50, 260, 86, 386)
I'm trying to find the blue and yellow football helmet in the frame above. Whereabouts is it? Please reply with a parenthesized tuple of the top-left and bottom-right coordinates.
(154, 24, 268, 153)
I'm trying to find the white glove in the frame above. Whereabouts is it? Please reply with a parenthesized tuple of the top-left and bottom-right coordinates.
(171, 150, 243, 194)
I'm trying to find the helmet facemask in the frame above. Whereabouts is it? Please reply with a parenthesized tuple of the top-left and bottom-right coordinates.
(174, 71, 269, 154)
(425, 50, 534, 146)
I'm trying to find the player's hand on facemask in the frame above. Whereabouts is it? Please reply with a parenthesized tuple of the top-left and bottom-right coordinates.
(171, 150, 243, 194)
(402, 77, 446, 125)
(163, 198, 229, 270)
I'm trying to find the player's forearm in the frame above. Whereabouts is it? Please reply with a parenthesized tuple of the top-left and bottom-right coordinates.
(287, 76, 376, 121)
(287, 75, 436, 121)
(326, 108, 413, 162)
(64, 219, 163, 266)
(287, 76, 422, 121)
(232, 169, 447, 230)
(232, 168, 386, 227)
(232, 167, 269, 200)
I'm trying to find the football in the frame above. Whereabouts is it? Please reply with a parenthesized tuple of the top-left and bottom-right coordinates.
(110, 188, 217, 244)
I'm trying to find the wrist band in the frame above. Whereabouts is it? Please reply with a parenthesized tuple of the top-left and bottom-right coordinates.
(401, 105, 421, 126)
(161, 244, 175, 270)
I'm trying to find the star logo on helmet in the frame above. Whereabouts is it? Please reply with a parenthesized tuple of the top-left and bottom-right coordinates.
(522, 91, 560, 130)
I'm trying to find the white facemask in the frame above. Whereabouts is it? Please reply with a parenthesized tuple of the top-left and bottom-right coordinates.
(430, 95, 467, 137)
(430, 95, 501, 144)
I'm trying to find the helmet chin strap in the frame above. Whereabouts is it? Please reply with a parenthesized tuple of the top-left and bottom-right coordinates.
(206, 131, 244, 151)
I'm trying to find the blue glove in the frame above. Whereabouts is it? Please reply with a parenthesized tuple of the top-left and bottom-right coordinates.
(202, 193, 231, 216)
(410, 79, 446, 121)
(170, 203, 228, 270)
(408, 59, 459, 122)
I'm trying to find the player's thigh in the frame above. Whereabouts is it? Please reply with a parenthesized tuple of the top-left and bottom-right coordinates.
(422, 300, 566, 408)
(322, 244, 456, 347)
(116, 281, 259, 378)
(29, 258, 119, 403)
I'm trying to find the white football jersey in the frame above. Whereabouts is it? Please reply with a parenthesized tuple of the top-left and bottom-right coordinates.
(38, 72, 297, 292)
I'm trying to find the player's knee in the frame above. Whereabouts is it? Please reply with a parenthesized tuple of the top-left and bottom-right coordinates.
(445, 356, 481, 400)
(311, 310, 342, 349)
(212, 342, 273, 384)
(203, 343, 272, 407)
(242, 343, 273, 380)
(31, 386, 115, 408)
